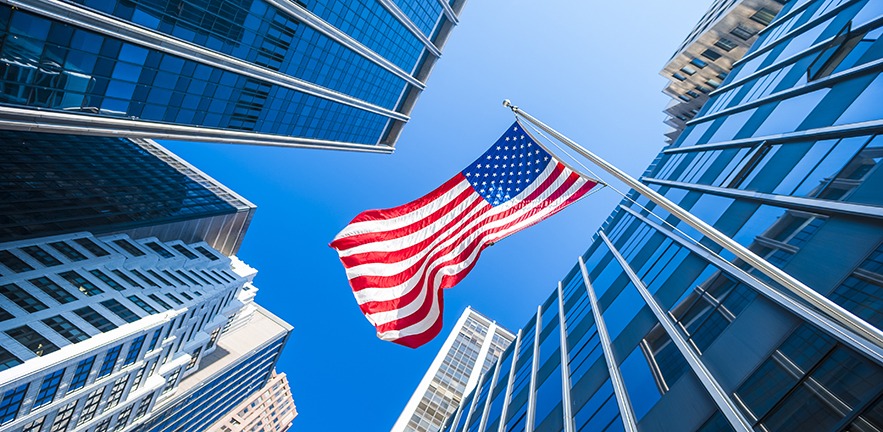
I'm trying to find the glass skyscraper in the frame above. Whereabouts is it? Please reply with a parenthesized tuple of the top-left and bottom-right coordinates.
(0, 131, 255, 256)
(0, 0, 465, 152)
(441, 0, 883, 431)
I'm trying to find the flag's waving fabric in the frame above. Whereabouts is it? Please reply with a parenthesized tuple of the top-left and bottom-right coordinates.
(330, 121, 598, 348)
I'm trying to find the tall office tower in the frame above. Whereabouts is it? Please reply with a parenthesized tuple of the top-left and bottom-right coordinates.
(660, 0, 787, 144)
(0, 0, 466, 152)
(442, 0, 883, 431)
(0, 131, 255, 256)
(207, 370, 297, 432)
(393, 307, 514, 432)
(0, 232, 287, 432)
(131, 306, 291, 432)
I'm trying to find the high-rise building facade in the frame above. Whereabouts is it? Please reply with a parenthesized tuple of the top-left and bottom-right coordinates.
(660, 0, 787, 144)
(0, 131, 255, 256)
(132, 306, 291, 432)
(393, 307, 514, 432)
(207, 370, 297, 432)
(0, 232, 285, 432)
(442, 0, 883, 431)
(0, 0, 467, 152)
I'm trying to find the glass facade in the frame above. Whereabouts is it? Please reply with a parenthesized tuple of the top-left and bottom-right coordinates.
(442, 1, 883, 431)
(395, 308, 515, 432)
(0, 0, 465, 149)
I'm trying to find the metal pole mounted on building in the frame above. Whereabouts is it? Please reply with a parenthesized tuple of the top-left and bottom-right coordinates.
(503, 99, 883, 356)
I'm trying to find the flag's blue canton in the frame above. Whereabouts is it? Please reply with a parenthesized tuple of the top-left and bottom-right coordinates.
(462, 122, 553, 207)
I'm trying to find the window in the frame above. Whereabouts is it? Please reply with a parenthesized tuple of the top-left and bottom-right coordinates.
(29, 277, 76, 304)
(101, 299, 140, 323)
(207, 327, 221, 348)
(147, 329, 163, 351)
(43, 315, 90, 343)
(105, 375, 129, 409)
(89, 270, 126, 291)
(715, 37, 739, 51)
(172, 245, 198, 259)
(60, 271, 104, 296)
(690, 57, 708, 68)
(180, 292, 194, 301)
(74, 238, 109, 257)
(0, 250, 34, 272)
(123, 335, 146, 366)
(686, 90, 701, 98)
(22, 416, 45, 432)
(132, 363, 148, 389)
(131, 269, 159, 287)
(0, 384, 28, 424)
(201, 270, 223, 284)
(147, 270, 172, 286)
(696, 85, 712, 94)
(148, 294, 173, 310)
(113, 239, 145, 256)
(731, 24, 757, 40)
(194, 246, 219, 261)
(94, 418, 111, 432)
(680, 65, 697, 75)
(162, 270, 186, 286)
(48, 241, 87, 261)
(128, 295, 159, 314)
(74, 307, 118, 332)
(77, 387, 105, 425)
(162, 369, 181, 394)
(807, 27, 872, 81)
(145, 242, 174, 258)
(34, 368, 66, 408)
(0, 347, 22, 372)
(187, 347, 202, 369)
(0, 306, 11, 322)
(190, 270, 211, 285)
(98, 345, 123, 377)
(750, 8, 777, 26)
(165, 293, 184, 305)
(112, 269, 143, 288)
(133, 393, 154, 419)
(68, 356, 95, 392)
(6, 325, 59, 356)
(0, 283, 48, 312)
(706, 78, 722, 88)
(701, 49, 722, 61)
(114, 405, 133, 431)
(21, 246, 61, 267)
(176, 270, 200, 285)
(48, 401, 77, 432)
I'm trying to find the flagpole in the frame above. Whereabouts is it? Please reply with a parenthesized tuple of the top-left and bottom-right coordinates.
(503, 99, 883, 353)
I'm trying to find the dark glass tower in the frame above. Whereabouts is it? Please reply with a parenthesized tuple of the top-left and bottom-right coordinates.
(442, 0, 883, 431)
(0, 131, 255, 255)
(0, 0, 465, 152)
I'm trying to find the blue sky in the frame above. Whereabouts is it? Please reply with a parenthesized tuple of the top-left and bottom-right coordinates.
(163, 0, 711, 430)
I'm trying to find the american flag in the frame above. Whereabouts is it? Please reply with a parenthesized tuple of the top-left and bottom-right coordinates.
(330, 121, 599, 348)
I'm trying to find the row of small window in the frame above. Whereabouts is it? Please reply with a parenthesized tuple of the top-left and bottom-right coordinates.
(0, 237, 221, 275)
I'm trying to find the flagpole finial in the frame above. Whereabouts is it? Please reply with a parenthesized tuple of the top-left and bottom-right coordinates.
(502, 99, 516, 112)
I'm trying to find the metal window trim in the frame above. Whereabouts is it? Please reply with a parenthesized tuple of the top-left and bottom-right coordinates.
(496, 329, 521, 432)
(598, 231, 755, 432)
(436, 0, 460, 25)
(618, 204, 883, 365)
(665, 118, 883, 154)
(476, 349, 504, 432)
(525, 306, 541, 432)
(711, 14, 883, 99)
(734, 0, 865, 70)
(689, 55, 883, 127)
(9, 0, 410, 122)
(641, 177, 883, 220)
(0, 106, 393, 153)
(263, 0, 425, 89)
(577, 255, 639, 432)
(556, 281, 576, 432)
(375, 0, 443, 57)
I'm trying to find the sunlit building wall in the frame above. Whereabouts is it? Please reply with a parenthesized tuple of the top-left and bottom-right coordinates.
(442, 0, 883, 430)
(393, 307, 514, 432)
(207, 370, 296, 432)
